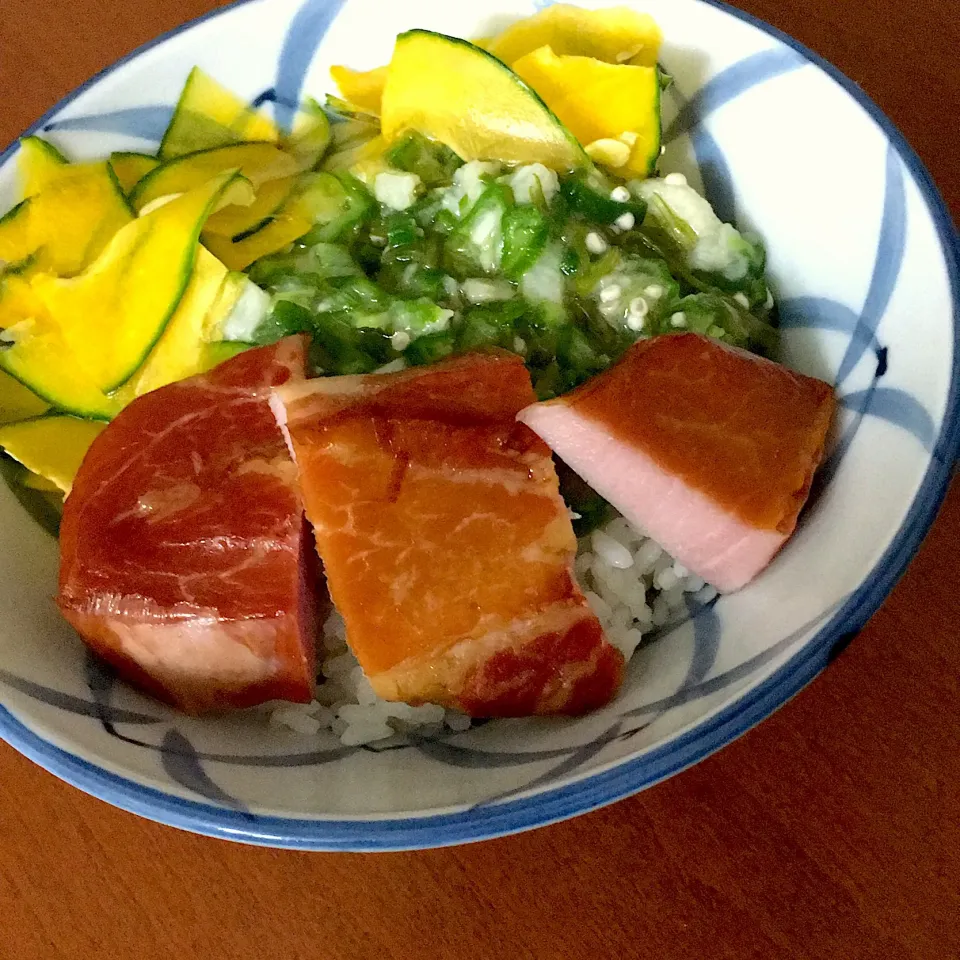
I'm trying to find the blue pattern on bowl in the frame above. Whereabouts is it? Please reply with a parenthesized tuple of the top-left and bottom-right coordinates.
(274, 0, 349, 129)
(664, 47, 805, 222)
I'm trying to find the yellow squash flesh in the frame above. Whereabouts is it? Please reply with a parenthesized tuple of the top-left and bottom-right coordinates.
(323, 134, 390, 183)
(112, 247, 231, 401)
(486, 4, 662, 67)
(109, 152, 160, 194)
(511, 46, 660, 177)
(286, 98, 333, 170)
(201, 272, 245, 340)
(381, 30, 587, 172)
(0, 369, 50, 423)
(130, 142, 299, 213)
(203, 174, 297, 239)
(0, 199, 34, 272)
(203, 204, 313, 271)
(18, 136, 68, 198)
(29, 171, 243, 393)
(330, 65, 388, 115)
(323, 117, 383, 176)
(160, 67, 279, 158)
(0, 162, 133, 277)
(0, 416, 107, 493)
(20, 471, 61, 493)
(0, 277, 119, 418)
(1, 328, 119, 418)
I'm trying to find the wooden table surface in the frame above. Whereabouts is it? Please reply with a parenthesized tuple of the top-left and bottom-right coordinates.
(1, 2, 958, 958)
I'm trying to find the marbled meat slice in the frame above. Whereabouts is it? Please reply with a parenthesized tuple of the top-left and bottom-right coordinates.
(58, 337, 318, 713)
(518, 334, 836, 592)
(272, 351, 622, 717)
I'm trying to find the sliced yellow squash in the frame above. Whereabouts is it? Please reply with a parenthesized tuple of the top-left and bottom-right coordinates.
(512, 46, 660, 177)
(109, 152, 160, 194)
(201, 270, 247, 341)
(286, 98, 332, 171)
(18, 136, 68, 198)
(333, 115, 381, 144)
(330, 64, 388, 115)
(381, 30, 587, 171)
(0, 199, 34, 273)
(160, 67, 279, 159)
(0, 162, 133, 277)
(203, 204, 312, 271)
(112, 248, 230, 400)
(20, 470, 62, 493)
(0, 275, 118, 419)
(39, 164, 134, 275)
(0, 272, 46, 327)
(0, 368, 50, 423)
(129, 142, 299, 213)
(0, 331, 119, 419)
(323, 134, 390, 182)
(486, 4, 662, 67)
(203, 174, 297, 239)
(142, 108, 327, 242)
(201, 270, 265, 342)
(0, 416, 107, 493)
(28, 171, 245, 393)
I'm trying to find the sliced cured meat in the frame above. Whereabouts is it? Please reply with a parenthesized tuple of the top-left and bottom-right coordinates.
(518, 333, 835, 592)
(272, 351, 622, 717)
(58, 337, 318, 713)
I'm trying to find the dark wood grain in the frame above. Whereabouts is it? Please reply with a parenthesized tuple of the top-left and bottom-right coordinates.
(1, 2, 958, 958)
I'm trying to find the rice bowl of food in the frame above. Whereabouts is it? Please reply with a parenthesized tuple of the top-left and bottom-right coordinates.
(0, 0, 956, 850)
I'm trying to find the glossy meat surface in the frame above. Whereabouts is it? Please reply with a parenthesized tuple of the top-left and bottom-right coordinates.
(59, 338, 318, 713)
(519, 334, 835, 591)
(274, 351, 622, 716)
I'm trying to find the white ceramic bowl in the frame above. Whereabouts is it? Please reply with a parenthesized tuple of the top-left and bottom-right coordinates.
(0, 0, 957, 851)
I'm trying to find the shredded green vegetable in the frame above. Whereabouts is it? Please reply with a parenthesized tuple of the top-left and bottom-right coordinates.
(244, 145, 777, 396)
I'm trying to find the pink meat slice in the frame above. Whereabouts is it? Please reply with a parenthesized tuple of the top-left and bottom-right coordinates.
(58, 337, 319, 713)
(518, 334, 836, 592)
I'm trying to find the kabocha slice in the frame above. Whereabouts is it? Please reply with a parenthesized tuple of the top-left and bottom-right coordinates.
(381, 30, 589, 172)
(1, 172, 247, 412)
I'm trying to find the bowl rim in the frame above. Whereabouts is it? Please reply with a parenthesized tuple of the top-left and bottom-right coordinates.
(0, 0, 957, 851)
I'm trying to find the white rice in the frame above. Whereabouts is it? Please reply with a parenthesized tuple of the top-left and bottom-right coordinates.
(269, 513, 711, 746)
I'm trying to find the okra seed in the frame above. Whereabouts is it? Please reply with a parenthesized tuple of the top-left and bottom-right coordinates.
(585, 232, 608, 255)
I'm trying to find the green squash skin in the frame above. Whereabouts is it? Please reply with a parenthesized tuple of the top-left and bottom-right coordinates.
(391, 29, 592, 172)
